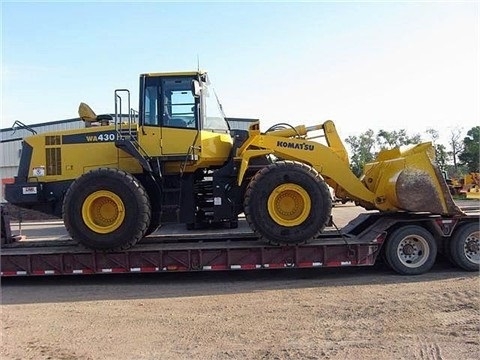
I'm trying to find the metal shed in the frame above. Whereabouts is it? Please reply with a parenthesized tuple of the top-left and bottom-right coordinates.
(1, 117, 257, 202)
(1, 118, 85, 201)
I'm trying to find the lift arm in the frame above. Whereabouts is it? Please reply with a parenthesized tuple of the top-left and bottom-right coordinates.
(236, 121, 463, 215)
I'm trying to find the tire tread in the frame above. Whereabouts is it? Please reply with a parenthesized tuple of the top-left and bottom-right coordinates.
(63, 168, 151, 251)
(244, 160, 331, 245)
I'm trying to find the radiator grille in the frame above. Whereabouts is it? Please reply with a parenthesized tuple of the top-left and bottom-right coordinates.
(45, 135, 61, 145)
(46, 147, 62, 175)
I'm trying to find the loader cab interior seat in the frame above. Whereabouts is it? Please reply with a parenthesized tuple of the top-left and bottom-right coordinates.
(96, 114, 113, 126)
(162, 97, 187, 128)
(166, 117, 187, 128)
(78, 102, 113, 127)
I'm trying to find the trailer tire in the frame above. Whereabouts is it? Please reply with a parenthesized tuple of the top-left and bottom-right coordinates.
(63, 168, 151, 251)
(384, 225, 437, 275)
(244, 161, 332, 245)
(449, 223, 480, 271)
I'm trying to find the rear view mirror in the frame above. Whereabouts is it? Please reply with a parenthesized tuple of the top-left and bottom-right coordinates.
(191, 80, 201, 98)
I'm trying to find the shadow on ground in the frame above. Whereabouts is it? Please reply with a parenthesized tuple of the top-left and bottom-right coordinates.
(1, 259, 476, 305)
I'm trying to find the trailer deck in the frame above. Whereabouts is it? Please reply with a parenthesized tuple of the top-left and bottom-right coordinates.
(2, 209, 478, 277)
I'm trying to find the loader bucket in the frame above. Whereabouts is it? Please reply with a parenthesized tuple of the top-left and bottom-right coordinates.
(362, 143, 464, 216)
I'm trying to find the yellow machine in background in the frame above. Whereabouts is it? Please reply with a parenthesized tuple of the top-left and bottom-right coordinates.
(4, 70, 462, 251)
(462, 173, 480, 199)
(445, 172, 480, 199)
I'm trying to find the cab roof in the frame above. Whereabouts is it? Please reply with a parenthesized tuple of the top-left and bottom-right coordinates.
(141, 70, 206, 77)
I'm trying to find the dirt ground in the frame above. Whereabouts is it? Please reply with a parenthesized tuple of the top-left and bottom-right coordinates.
(1, 204, 479, 360)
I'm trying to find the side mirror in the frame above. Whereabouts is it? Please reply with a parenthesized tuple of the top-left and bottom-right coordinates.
(191, 80, 201, 98)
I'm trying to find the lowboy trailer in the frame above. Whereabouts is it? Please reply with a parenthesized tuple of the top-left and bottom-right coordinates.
(1, 206, 479, 277)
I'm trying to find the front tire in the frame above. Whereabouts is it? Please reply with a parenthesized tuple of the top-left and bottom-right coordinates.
(63, 168, 151, 250)
(244, 161, 332, 245)
(449, 223, 480, 271)
(384, 225, 437, 275)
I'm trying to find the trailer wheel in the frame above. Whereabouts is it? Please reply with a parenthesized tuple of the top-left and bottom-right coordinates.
(244, 161, 332, 245)
(449, 223, 480, 271)
(384, 225, 437, 275)
(63, 168, 151, 250)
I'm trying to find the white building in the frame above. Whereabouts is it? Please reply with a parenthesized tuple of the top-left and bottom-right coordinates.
(1, 117, 256, 202)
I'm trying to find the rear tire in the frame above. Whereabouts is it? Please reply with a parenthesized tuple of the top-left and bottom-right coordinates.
(384, 225, 437, 275)
(244, 161, 332, 245)
(449, 223, 480, 271)
(63, 168, 151, 250)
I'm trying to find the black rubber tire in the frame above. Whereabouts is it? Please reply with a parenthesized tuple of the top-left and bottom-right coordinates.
(244, 161, 332, 245)
(449, 222, 480, 271)
(63, 168, 151, 250)
(144, 211, 161, 237)
(384, 225, 437, 275)
(140, 175, 162, 237)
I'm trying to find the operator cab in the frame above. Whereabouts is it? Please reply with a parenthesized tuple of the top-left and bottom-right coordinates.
(139, 71, 229, 133)
(137, 71, 232, 162)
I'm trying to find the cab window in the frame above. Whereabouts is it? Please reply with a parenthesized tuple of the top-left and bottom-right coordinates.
(202, 84, 229, 131)
(143, 85, 159, 125)
(162, 78, 197, 129)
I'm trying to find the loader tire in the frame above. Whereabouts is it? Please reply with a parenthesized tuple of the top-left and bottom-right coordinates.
(63, 168, 151, 251)
(141, 175, 162, 237)
(144, 211, 161, 237)
(384, 225, 437, 275)
(449, 223, 480, 271)
(244, 161, 332, 245)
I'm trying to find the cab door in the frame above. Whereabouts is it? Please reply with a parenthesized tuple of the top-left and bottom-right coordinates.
(137, 76, 162, 157)
(160, 77, 198, 157)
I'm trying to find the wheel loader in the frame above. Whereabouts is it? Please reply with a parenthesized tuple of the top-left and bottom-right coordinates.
(4, 70, 463, 250)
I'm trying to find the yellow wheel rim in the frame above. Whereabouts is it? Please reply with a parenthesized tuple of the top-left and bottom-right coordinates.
(267, 183, 311, 226)
(82, 190, 125, 234)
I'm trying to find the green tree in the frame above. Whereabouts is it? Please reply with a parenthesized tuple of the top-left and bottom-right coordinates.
(448, 128, 464, 174)
(426, 128, 450, 170)
(426, 128, 439, 143)
(434, 143, 450, 171)
(458, 126, 480, 172)
(345, 129, 376, 176)
(345, 128, 423, 176)
(376, 129, 421, 149)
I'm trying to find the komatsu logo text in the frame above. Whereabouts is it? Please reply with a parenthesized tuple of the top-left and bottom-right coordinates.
(277, 141, 315, 151)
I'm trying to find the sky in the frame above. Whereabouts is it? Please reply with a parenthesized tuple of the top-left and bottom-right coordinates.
(1, 1, 478, 146)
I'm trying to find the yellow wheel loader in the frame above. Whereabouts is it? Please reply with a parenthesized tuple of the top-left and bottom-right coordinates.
(4, 71, 463, 250)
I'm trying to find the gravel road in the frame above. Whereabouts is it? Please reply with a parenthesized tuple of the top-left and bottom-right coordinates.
(1, 203, 479, 360)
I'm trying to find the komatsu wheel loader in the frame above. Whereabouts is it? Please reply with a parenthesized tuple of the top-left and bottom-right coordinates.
(4, 71, 463, 250)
